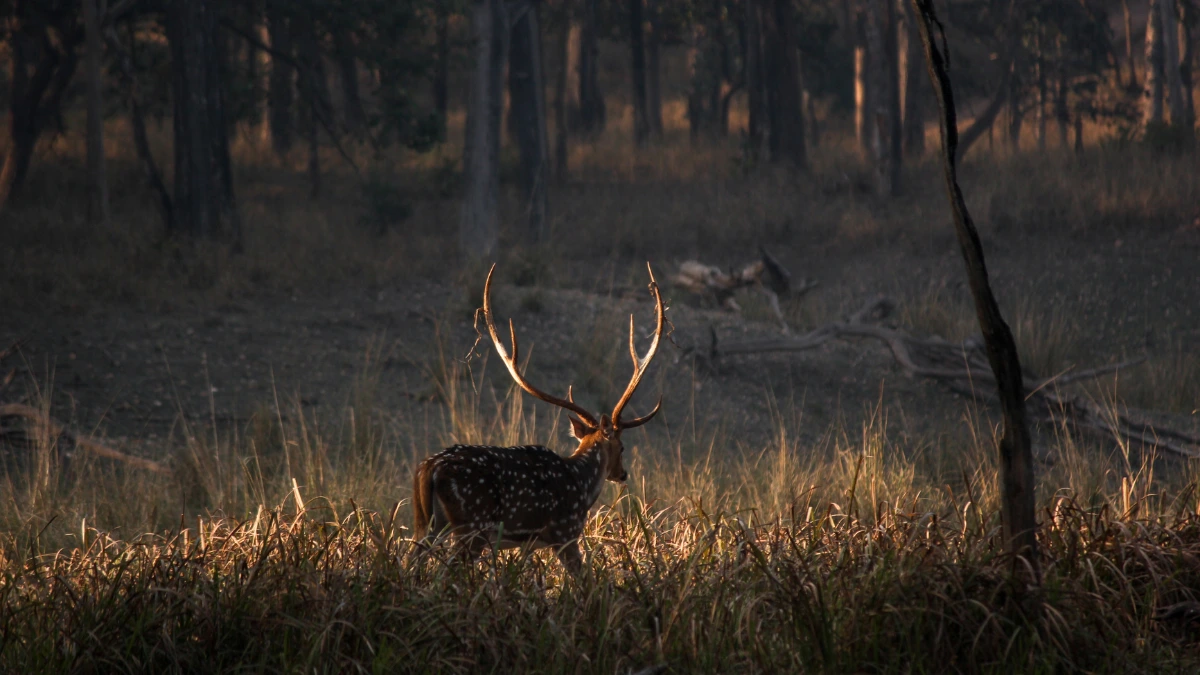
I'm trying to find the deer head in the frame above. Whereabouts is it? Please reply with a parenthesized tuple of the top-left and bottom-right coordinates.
(481, 263, 665, 484)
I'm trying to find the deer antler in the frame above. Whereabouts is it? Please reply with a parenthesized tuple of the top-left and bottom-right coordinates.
(482, 264, 600, 428)
(612, 263, 665, 429)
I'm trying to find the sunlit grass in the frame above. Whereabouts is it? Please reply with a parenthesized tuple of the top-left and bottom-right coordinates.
(3, 349, 1200, 671)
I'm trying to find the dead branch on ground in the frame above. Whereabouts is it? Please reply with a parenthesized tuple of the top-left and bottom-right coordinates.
(0, 403, 172, 475)
(693, 296, 1200, 459)
(670, 250, 817, 334)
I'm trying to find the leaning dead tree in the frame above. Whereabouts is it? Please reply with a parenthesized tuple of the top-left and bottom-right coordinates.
(912, 0, 1036, 567)
(696, 296, 1200, 460)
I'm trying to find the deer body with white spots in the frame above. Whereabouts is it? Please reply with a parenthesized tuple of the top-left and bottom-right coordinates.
(413, 264, 666, 573)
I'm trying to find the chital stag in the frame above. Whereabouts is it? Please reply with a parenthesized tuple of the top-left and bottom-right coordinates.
(413, 263, 665, 573)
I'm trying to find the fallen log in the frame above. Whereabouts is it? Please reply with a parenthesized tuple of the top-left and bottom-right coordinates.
(698, 296, 1200, 459)
(0, 403, 172, 475)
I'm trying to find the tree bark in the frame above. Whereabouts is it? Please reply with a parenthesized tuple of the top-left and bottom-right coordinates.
(266, 2, 294, 159)
(1054, 37, 1069, 148)
(578, 0, 606, 133)
(1035, 27, 1047, 150)
(461, 0, 507, 260)
(1006, 58, 1023, 150)
(83, 0, 110, 226)
(629, 0, 650, 147)
(912, 0, 1038, 572)
(1124, 0, 1140, 89)
(108, 23, 174, 230)
(166, 0, 239, 239)
(1161, 0, 1188, 126)
(646, 0, 664, 137)
(745, 0, 766, 156)
(555, 6, 572, 181)
(509, 3, 549, 243)
(332, 28, 365, 133)
(1180, 0, 1196, 130)
(0, 4, 81, 210)
(863, 0, 895, 194)
(434, 6, 451, 120)
(854, 10, 872, 157)
(762, 0, 806, 167)
(900, 0, 925, 156)
(884, 0, 902, 191)
(1143, 0, 1165, 127)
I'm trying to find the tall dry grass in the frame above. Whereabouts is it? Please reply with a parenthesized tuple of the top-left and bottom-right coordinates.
(3, 344, 1200, 671)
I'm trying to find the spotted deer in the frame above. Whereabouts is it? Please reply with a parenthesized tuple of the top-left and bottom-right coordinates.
(413, 263, 665, 573)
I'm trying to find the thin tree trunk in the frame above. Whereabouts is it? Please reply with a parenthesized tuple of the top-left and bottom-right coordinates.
(435, 6, 451, 120)
(912, 0, 1038, 572)
(900, 0, 925, 156)
(629, 0, 650, 147)
(745, 0, 766, 155)
(555, 6, 571, 182)
(266, 3, 294, 159)
(884, 0, 902, 191)
(166, 0, 239, 239)
(0, 6, 81, 210)
(854, 10, 871, 157)
(1143, 0, 1165, 126)
(461, 0, 506, 259)
(578, 0, 606, 132)
(1161, 0, 1188, 125)
(763, 0, 805, 167)
(83, 0, 110, 226)
(1124, 0, 1139, 89)
(333, 29, 365, 133)
(108, 23, 174, 230)
(1054, 37, 1069, 148)
(646, 0, 664, 137)
(292, 11, 328, 199)
(1180, 0, 1196, 129)
(1006, 58, 1023, 150)
(864, 0, 892, 193)
(509, 4, 549, 243)
(1035, 27, 1047, 150)
(686, 24, 704, 141)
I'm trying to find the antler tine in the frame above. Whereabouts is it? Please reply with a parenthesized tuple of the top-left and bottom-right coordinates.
(482, 264, 599, 427)
(612, 263, 665, 428)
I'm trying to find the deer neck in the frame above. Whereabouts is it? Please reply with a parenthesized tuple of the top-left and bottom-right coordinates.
(568, 439, 609, 506)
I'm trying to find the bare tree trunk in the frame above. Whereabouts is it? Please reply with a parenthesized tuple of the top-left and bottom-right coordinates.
(578, 0, 606, 133)
(1124, 0, 1140, 90)
(1181, 0, 1196, 129)
(292, 11, 329, 199)
(864, 0, 893, 193)
(333, 29, 365, 133)
(900, 0, 925, 156)
(745, 0, 766, 155)
(1054, 37, 1069, 148)
(266, 3, 294, 159)
(629, 0, 650, 147)
(435, 6, 451, 121)
(555, 7, 572, 181)
(1161, 0, 1188, 126)
(1143, 0, 1165, 127)
(763, 0, 806, 167)
(912, 0, 1038, 572)
(166, 0, 239, 239)
(1035, 27, 1047, 150)
(0, 4, 81, 210)
(461, 0, 507, 260)
(509, 4, 549, 243)
(108, 23, 174, 230)
(1006, 58, 1023, 150)
(686, 25, 704, 141)
(83, 0, 110, 226)
(646, 0, 664, 137)
(884, 0, 902, 191)
(854, 10, 872, 157)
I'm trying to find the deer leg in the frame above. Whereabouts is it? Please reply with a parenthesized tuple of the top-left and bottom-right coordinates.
(556, 541, 583, 575)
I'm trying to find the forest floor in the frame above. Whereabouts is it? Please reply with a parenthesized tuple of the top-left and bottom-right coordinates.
(4, 136, 1200, 671)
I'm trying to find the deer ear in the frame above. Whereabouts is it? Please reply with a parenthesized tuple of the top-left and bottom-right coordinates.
(599, 414, 614, 437)
(569, 415, 596, 440)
